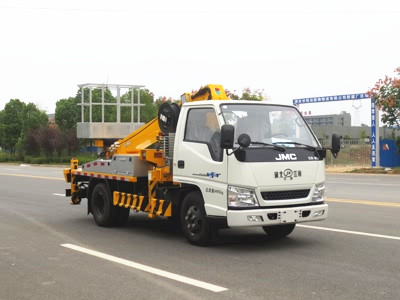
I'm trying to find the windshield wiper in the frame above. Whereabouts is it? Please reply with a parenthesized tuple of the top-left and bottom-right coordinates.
(250, 141, 286, 152)
(274, 141, 316, 151)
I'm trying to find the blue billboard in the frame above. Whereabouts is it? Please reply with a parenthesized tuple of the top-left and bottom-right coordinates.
(293, 93, 369, 106)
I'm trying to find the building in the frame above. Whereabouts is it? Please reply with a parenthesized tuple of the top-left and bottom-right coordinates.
(303, 111, 400, 141)
(304, 111, 351, 127)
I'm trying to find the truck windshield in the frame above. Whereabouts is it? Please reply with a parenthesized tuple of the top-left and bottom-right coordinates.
(220, 103, 319, 148)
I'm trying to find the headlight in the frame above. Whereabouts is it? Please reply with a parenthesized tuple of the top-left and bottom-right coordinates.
(228, 186, 259, 207)
(312, 183, 325, 202)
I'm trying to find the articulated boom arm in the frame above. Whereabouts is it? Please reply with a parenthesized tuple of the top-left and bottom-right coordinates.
(112, 117, 161, 155)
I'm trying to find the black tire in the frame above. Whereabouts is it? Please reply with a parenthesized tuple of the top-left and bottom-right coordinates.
(262, 224, 296, 238)
(180, 192, 216, 246)
(91, 183, 115, 227)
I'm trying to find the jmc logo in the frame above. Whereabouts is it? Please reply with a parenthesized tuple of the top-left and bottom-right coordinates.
(275, 153, 297, 161)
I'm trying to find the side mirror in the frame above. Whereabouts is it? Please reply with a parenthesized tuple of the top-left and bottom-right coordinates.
(331, 133, 341, 158)
(220, 124, 234, 149)
(237, 133, 251, 148)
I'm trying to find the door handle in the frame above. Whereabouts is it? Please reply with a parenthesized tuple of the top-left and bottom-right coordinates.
(178, 160, 185, 169)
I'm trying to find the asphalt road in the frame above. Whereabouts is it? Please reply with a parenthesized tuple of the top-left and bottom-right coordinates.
(0, 164, 399, 300)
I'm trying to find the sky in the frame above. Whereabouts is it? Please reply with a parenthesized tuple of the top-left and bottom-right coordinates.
(1, 0, 399, 126)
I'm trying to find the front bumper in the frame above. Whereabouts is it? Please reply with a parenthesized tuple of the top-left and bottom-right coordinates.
(227, 203, 328, 227)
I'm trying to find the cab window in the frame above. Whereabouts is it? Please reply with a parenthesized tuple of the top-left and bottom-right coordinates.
(184, 108, 222, 161)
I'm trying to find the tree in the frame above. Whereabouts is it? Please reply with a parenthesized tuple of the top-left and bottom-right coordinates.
(55, 97, 80, 132)
(367, 67, 400, 127)
(21, 103, 48, 133)
(241, 87, 267, 101)
(140, 90, 159, 122)
(25, 128, 41, 156)
(225, 88, 268, 101)
(120, 89, 158, 123)
(0, 99, 25, 155)
(0, 99, 48, 156)
(225, 89, 240, 100)
(18, 103, 49, 155)
(64, 129, 79, 156)
(34, 125, 62, 158)
(154, 96, 173, 115)
(360, 129, 368, 139)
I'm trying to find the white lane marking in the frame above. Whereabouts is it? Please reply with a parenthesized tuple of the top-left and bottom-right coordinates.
(326, 198, 400, 207)
(298, 225, 400, 241)
(0, 172, 64, 180)
(61, 243, 228, 293)
(52, 193, 65, 197)
(327, 181, 399, 187)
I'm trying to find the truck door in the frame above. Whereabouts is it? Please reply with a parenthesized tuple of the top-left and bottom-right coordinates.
(173, 107, 228, 216)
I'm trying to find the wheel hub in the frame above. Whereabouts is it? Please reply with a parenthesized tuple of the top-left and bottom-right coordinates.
(185, 205, 202, 234)
(94, 193, 105, 215)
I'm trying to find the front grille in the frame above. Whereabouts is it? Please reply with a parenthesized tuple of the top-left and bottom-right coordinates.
(261, 189, 310, 200)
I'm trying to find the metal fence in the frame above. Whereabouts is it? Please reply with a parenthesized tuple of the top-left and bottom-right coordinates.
(320, 139, 371, 166)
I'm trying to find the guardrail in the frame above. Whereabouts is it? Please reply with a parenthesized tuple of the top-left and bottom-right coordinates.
(321, 139, 371, 165)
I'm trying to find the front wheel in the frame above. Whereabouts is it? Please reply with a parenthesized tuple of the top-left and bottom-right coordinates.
(262, 224, 296, 238)
(180, 192, 216, 246)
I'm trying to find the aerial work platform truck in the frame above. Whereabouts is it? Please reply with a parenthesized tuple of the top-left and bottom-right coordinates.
(64, 84, 340, 245)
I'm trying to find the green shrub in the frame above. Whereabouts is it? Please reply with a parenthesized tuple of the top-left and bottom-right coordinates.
(0, 152, 23, 163)
(0, 152, 10, 162)
(0, 152, 99, 165)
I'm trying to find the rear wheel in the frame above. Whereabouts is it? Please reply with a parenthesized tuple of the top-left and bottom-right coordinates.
(262, 224, 296, 238)
(180, 192, 216, 246)
(91, 183, 115, 227)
